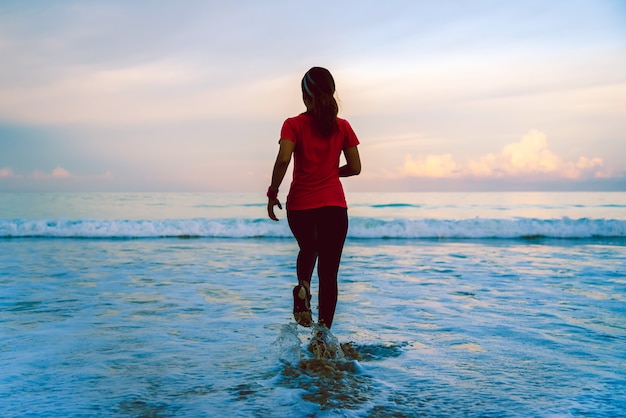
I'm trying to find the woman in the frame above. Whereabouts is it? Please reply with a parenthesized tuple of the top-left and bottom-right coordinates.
(267, 67, 361, 330)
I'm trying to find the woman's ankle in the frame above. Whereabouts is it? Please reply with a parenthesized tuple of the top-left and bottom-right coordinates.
(299, 280, 311, 293)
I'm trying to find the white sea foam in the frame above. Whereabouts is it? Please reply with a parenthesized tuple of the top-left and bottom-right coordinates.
(0, 217, 624, 239)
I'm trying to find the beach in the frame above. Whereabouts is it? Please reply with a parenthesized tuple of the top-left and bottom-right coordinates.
(1, 192, 625, 417)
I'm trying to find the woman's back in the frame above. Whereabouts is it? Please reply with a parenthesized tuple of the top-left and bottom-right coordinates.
(281, 114, 359, 210)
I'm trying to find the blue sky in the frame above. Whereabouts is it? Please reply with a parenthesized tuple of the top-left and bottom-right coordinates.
(0, 0, 625, 192)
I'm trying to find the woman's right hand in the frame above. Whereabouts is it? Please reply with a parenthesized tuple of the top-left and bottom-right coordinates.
(267, 198, 282, 221)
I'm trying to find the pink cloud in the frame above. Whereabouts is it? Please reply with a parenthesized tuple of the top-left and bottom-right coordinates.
(51, 166, 71, 178)
(0, 168, 15, 178)
(402, 130, 606, 180)
(402, 154, 459, 178)
(32, 166, 72, 179)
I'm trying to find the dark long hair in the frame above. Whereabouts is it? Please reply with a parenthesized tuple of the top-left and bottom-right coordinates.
(301, 67, 339, 137)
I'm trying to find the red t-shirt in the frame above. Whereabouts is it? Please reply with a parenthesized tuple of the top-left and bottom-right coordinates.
(280, 113, 360, 211)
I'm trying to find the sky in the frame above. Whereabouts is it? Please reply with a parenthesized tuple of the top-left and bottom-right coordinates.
(0, 0, 625, 192)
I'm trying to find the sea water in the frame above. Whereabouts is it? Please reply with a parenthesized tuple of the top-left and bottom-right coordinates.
(0, 192, 625, 417)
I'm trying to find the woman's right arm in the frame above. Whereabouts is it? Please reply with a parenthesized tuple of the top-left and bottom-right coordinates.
(267, 139, 295, 221)
(339, 146, 361, 177)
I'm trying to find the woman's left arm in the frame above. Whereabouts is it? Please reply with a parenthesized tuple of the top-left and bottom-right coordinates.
(339, 146, 361, 177)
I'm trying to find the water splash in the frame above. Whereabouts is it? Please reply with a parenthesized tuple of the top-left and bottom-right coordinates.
(271, 323, 302, 364)
(269, 323, 378, 413)
(306, 324, 346, 361)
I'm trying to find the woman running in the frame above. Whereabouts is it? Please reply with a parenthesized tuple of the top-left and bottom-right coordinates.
(267, 66, 361, 330)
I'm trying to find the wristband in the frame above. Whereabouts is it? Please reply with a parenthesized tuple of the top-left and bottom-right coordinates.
(266, 186, 278, 200)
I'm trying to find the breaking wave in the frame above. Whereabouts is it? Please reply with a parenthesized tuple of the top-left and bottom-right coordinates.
(1, 217, 624, 239)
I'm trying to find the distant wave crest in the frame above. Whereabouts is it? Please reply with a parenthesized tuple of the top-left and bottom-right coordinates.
(349, 217, 625, 239)
(1, 217, 624, 239)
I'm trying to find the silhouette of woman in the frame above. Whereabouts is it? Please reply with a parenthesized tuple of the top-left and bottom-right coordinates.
(267, 67, 361, 330)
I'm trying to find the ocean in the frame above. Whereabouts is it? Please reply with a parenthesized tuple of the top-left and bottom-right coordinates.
(1, 192, 625, 417)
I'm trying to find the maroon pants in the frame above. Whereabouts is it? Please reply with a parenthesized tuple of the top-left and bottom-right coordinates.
(287, 206, 348, 328)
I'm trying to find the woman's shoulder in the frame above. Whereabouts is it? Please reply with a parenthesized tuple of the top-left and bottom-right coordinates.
(282, 113, 311, 128)
(336, 117, 355, 131)
(286, 113, 310, 122)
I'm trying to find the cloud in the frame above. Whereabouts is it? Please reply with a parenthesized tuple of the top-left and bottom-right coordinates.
(0, 167, 15, 178)
(0, 166, 116, 191)
(402, 154, 460, 178)
(0, 60, 300, 125)
(401, 130, 607, 180)
(1, 165, 114, 182)
(32, 166, 72, 179)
